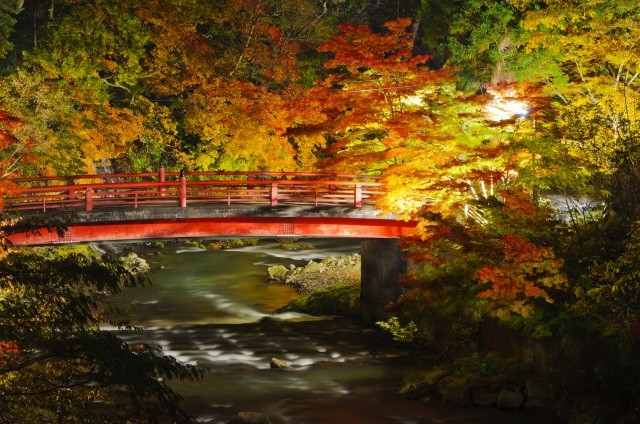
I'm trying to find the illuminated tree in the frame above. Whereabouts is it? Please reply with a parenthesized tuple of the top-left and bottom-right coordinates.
(0, 0, 347, 174)
(182, 80, 327, 171)
(306, 18, 514, 221)
(0, 108, 29, 208)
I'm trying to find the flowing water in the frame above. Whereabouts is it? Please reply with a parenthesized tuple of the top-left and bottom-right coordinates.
(110, 239, 563, 424)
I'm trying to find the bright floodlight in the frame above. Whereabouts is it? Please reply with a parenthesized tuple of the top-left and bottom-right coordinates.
(484, 88, 529, 121)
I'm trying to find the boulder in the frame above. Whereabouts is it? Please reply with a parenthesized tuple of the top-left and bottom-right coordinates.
(258, 316, 279, 324)
(441, 376, 471, 405)
(472, 388, 499, 407)
(423, 368, 448, 386)
(228, 412, 272, 424)
(120, 252, 150, 273)
(321, 256, 335, 265)
(437, 375, 456, 394)
(301, 260, 322, 273)
(497, 388, 524, 409)
(400, 368, 448, 400)
(524, 396, 545, 409)
(269, 357, 292, 370)
(267, 265, 289, 281)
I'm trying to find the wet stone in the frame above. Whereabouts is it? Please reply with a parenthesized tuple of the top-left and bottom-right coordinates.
(472, 388, 499, 407)
(441, 376, 471, 405)
(269, 357, 292, 370)
(423, 368, 448, 386)
(227, 411, 272, 424)
(267, 265, 288, 281)
(497, 388, 524, 409)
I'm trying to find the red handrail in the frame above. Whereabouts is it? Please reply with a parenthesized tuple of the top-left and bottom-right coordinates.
(3, 170, 384, 212)
(10, 170, 381, 184)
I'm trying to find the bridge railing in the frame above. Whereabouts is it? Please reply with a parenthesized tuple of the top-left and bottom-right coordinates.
(9, 170, 379, 185)
(2, 170, 384, 212)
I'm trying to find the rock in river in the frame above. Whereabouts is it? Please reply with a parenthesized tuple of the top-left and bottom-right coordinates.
(227, 411, 272, 424)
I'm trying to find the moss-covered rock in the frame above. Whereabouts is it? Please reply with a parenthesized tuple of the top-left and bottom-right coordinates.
(278, 282, 360, 317)
(267, 265, 289, 281)
(269, 357, 292, 370)
(267, 253, 361, 293)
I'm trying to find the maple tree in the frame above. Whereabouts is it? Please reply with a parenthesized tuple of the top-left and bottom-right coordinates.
(470, 1, 640, 348)
(427, 0, 640, 218)
(306, 18, 519, 223)
(183, 80, 328, 171)
(0, 108, 30, 208)
(386, 10, 640, 417)
(0, 0, 151, 174)
(513, 0, 640, 216)
(475, 233, 567, 324)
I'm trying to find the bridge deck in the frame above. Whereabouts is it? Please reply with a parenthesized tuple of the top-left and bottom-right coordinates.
(6, 205, 416, 245)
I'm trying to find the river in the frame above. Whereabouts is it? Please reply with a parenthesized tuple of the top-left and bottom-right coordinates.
(110, 239, 564, 423)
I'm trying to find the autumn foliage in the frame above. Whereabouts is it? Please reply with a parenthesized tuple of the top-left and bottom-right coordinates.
(475, 234, 567, 320)
(0, 110, 28, 208)
(0, 1, 640, 420)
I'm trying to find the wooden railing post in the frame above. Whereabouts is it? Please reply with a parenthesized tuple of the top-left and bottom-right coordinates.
(158, 166, 166, 197)
(67, 178, 76, 201)
(247, 173, 255, 198)
(85, 187, 93, 211)
(354, 183, 362, 207)
(179, 172, 187, 207)
(270, 183, 278, 206)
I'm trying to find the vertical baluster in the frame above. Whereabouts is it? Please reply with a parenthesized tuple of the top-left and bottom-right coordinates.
(179, 171, 187, 207)
(247, 173, 255, 198)
(354, 183, 362, 207)
(85, 187, 93, 211)
(158, 166, 166, 197)
(270, 183, 278, 206)
(67, 178, 76, 204)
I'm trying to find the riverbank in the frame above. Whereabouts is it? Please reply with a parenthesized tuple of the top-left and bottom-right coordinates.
(267, 253, 361, 317)
(266, 253, 570, 423)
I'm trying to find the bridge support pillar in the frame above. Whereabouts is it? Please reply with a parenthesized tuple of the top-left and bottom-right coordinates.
(360, 238, 406, 324)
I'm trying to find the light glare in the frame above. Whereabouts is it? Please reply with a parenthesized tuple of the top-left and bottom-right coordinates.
(484, 88, 529, 121)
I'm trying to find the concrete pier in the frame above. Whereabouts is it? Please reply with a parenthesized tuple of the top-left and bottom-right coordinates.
(360, 238, 406, 323)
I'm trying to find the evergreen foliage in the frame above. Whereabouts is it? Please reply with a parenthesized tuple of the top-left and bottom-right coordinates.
(0, 217, 203, 422)
(0, 0, 21, 58)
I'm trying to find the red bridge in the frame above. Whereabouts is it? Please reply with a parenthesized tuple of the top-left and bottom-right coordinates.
(3, 169, 417, 245)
